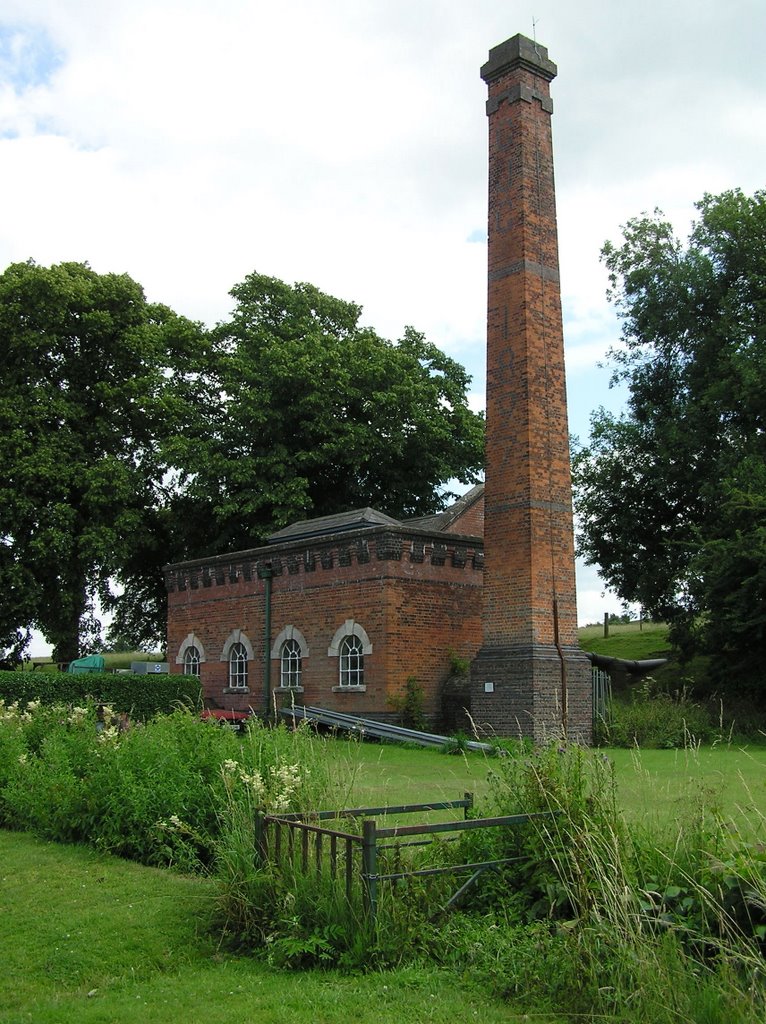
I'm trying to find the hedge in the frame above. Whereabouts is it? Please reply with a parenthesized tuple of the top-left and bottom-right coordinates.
(0, 671, 202, 721)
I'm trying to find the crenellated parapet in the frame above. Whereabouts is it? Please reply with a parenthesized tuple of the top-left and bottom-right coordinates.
(164, 526, 484, 594)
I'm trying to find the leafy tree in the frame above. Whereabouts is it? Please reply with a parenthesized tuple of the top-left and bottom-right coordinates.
(175, 272, 485, 553)
(573, 190, 766, 689)
(0, 261, 209, 663)
(1, 265, 483, 659)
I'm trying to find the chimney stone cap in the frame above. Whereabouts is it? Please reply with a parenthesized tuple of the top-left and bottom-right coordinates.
(481, 33, 557, 85)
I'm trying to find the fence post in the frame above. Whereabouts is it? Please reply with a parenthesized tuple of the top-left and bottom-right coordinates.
(254, 809, 266, 864)
(464, 792, 473, 819)
(361, 818, 378, 928)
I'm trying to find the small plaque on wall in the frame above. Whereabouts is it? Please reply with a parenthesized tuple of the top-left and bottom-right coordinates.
(484, 681, 495, 693)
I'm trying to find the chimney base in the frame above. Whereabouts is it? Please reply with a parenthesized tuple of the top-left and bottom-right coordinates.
(469, 645, 592, 744)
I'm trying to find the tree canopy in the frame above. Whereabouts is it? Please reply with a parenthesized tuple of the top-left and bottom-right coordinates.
(572, 189, 766, 689)
(0, 265, 484, 661)
(172, 272, 485, 555)
(0, 261, 209, 662)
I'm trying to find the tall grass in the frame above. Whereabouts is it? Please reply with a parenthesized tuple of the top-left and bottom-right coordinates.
(448, 741, 766, 1022)
(210, 721, 361, 957)
(596, 684, 714, 748)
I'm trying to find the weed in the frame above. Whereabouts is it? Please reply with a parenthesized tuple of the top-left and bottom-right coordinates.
(598, 684, 713, 748)
(387, 676, 427, 731)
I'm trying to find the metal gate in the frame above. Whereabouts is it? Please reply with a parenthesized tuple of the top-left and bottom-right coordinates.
(592, 666, 612, 725)
(255, 794, 560, 928)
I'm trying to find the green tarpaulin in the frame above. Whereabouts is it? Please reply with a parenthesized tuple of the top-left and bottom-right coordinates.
(66, 655, 106, 674)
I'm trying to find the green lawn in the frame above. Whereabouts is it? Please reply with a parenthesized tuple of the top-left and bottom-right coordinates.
(339, 739, 766, 829)
(0, 830, 555, 1024)
(4, 740, 766, 1022)
(606, 744, 766, 838)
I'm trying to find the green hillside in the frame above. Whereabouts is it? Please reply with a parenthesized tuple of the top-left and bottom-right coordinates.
(578, 621, 671, 661)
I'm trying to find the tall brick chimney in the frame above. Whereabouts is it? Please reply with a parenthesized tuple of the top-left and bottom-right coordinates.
(470, 34, 592, 742)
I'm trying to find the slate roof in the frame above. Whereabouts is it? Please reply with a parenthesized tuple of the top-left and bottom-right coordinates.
(267, 507, 402, 544)
(266, 484, 484, 545)
(404, 483, 484, 533)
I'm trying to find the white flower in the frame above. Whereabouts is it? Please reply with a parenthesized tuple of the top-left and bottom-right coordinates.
(240, 769, 266, 799)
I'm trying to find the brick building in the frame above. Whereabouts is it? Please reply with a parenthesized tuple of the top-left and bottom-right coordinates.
(164, 31, 592, 740)
(164, 486, 485, 724)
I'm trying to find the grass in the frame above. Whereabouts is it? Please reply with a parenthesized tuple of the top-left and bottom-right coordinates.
(4, 727, 766, 1021)
(0, 829, 559, 1024)
(607, 744, 766, 837)
(578, 620, 672, 660)
(333, 738, 766, 829)
(326, 738, 492, 806)
(3, 664, 765, 1020)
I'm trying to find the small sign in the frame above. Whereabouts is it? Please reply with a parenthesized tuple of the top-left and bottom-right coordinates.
(484, 681, 495, 693)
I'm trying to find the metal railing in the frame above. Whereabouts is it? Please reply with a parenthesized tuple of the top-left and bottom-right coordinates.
(592, 666, 612, 725)
(255, 794, 560, 927)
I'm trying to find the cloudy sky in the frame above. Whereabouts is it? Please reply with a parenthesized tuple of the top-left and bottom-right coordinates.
(2, 0, 765, 649)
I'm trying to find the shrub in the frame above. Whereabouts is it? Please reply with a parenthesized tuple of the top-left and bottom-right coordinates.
(387, 676, 427, 731)
(597, 683, 713, 748)
(0, 669, 201, 720)
(0, 700, 335, 874)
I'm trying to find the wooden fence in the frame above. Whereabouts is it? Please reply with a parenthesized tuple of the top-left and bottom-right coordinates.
(255, 794, 560, 928)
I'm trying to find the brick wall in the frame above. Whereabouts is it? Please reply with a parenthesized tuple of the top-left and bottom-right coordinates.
(166, 527, 482, 724)
(444, 492, 485, 537)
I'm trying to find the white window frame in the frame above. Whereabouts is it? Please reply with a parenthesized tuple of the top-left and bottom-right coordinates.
(220, 630, 254, 692)
(338, 634, 364, 688)
(228, 641, 248, 690)
(280, 638, 302, 688)
(183, 645, 201, 677)
(328, 620, 372, 692)
(271, 625, 309, 691)
(176, 632, 206, 672)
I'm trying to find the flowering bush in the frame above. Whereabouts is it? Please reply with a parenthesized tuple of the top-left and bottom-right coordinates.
(0, 700, 333, 873)
(221, 757, 307, 813)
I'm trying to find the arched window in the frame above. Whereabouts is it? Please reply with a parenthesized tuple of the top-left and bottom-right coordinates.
(271, 626, 309, 690)
(328, 620, 372, 692)
(220, 630, 254, 692)
(176, 632, 206, 672)
(228, 642, 248, 690)
(339, 634, 364, 687)
(183, 645, 201, 676)
(280, 638, 302, 688)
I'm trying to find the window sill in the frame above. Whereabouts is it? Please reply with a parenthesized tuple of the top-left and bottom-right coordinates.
(273, 686, 304, 694)
(223, 687, 250, 694)
(332, 685, 366, 693)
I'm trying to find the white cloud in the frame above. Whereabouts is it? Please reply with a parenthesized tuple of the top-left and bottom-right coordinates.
(2, 0, 765, 649)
